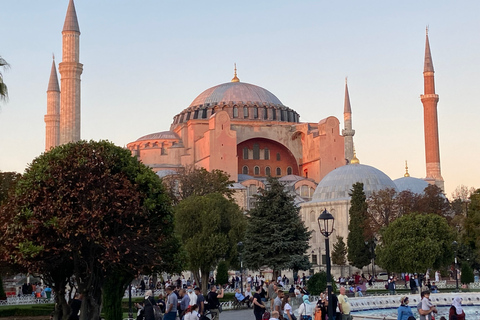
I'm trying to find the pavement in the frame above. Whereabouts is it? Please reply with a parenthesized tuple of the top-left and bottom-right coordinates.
(220, 308, 254, 320)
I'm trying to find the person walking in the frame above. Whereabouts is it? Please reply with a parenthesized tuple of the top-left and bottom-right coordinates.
(297, 295, 313, 320)
(164, 286, 178, 320)
(397, 297, 414, 320)
(449, 297, 465, 320)
(253, 285, 266, 320)
(143, 290, 156, 320)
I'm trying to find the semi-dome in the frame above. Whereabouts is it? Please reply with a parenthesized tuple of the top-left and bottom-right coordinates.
(189, 82, 283, 107)
(311, 163, 398, 202)
(136, 131, 180, 141)
(394, 176, 429, 194)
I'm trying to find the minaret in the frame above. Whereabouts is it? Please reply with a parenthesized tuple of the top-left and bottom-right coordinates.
(420, 28, 444, 190)
(342, 78, 355, 163)
(44, 57, 61, 150)
(59, 0, 83, 144)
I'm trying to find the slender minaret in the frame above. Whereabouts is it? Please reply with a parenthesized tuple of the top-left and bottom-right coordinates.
(420, 28, 444, 190)
(342, 78, 355, 163)
(44, 57, 61, 150)
(59, 0, 83, 144)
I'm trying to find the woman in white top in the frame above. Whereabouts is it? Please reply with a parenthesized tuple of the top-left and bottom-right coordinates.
(297, 295, 313, 319)
(183, 304, 199, 320)
(282, 295, 294, 320)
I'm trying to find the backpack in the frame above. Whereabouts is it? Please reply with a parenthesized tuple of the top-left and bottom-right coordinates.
(262, 311, 271, 320)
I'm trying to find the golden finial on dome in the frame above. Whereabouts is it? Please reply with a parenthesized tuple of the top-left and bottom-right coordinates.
(231, 63, 240, 82)
(404, 160, 410, 177)
(350, 147, 360, 164)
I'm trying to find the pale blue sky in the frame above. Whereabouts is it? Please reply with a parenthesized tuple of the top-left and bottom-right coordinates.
(1, 0, 479, 197)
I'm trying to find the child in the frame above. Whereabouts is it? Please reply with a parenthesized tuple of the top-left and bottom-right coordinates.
(421, 291, 437, 320)
(270, 310, 280, 320)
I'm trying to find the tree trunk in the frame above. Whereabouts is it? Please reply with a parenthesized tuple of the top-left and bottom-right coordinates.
(103, 270, 132, 320)
(192, 270, 201, 290)
(200, 269, 210, 296)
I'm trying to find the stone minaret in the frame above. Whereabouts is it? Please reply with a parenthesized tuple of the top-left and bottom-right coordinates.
(59, 0, 83, 144)
(44, 58, 61, 150)
(420, 28, 444, 190)
(342, 78, 355, 163)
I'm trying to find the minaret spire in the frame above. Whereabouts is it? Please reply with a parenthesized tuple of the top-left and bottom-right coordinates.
(231, 63, 240, 82)
(420, 28, 444, 190)
(45, 57, 61, 150)
(59, 0, 83, 144)
(342, 77, 355, 163)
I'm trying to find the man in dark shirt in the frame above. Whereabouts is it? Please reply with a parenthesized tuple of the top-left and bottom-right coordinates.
(194, 287, 205, 315)
(207, 286, 223, 320)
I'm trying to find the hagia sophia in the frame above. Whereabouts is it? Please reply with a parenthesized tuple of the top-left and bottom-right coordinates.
(44, 0, 444, 274)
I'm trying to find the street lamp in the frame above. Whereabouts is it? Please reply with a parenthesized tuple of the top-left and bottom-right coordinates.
(128, 283, 133, 320)
(453, 241, 459, 291)
(318, 209, 334, 320)
(238, 241, 244, 294)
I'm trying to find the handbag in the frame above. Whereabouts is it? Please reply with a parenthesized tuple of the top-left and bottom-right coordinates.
(314, 310, 322, 320)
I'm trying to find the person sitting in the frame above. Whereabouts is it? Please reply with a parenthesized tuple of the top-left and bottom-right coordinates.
(234, 288, 251, 308)
(430, 282, 439, 293)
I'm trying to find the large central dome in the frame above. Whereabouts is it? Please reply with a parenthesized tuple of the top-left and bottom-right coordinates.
(189, 82, 283, 107)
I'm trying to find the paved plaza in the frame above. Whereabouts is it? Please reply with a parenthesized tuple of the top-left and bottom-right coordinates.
(221, 309, 253, 320)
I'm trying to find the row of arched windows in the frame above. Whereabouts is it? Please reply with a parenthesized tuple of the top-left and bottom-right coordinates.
(242, 166, 293, 176)
(243, 145, 277, 160)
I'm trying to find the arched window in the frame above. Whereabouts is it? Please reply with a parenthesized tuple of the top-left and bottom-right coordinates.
(202, 108, 207, 119)
(243, 106, 249, 118)
(276, 167, 281, 176)
(276, 153, 281, 161)
(254, 166, 260, 175)
(185, 112, 191, 121)
(253, 143, 260, 160)
(264, 148, 270, 160)
(233, 106, 238, 118)
(253, 107, 258, 119)
(287, 167, 292, 175)
(272, 109, 277, 120)
(193, 110, 199, 119)
(242, 166, 249, 174)
(265, 166, 271, 176)
(243, 147, 249, 160)
(263, 107, 268, 119)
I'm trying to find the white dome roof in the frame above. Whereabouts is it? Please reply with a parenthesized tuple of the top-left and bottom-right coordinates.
(311, 163, 398, 202)
(394, 176, 429, 194)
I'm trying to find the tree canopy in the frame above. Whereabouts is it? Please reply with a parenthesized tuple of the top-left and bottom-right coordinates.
(376, 212, 455, 273)
(331, 236, 347, 266)
(347, 182, 372, 269)
(0, 141, 179, 320)
(0, 56, 9, 102)
(242, 177, 311, 274)
(175, 192, 245, 294)
(0, 171, 21, 205)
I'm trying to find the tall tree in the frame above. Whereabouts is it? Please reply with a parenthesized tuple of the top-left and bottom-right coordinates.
(163, 166, 234, 204)
(242, 177, 311, 276)
(376, 213, 455, 273)
(0, 141, 179, 320)
(347, 182, 372, 269)
(396, 190, 421, 216)
(366, 188, 398, 235)
(175, 192, 245, 294)
(0, 171, 21, 204)
(0, 56, 9, 102)
(462, 189, 480, 255)
(331, 236, 347, 266)
(417, 185, 451, 218)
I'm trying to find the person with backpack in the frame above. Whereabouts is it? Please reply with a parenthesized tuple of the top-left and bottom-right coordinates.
(297, 295, 313, 320)
(206, 286, 223, 320)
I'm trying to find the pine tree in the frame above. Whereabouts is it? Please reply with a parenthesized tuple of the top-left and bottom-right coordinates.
(243, 177, 311, 275)
(347, 182, 372, 268)
(332, 236, 347, 265)
(460, 261, 474, 285)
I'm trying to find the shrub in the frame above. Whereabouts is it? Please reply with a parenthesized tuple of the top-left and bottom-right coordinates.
(307, 272, 337, 295)
(461, 262, 474, 284)
(216, 261, 229, 286)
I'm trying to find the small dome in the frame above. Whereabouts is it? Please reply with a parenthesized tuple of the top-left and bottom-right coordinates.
(312, 163, 398, 202)
(136, 131, 179, 141)
(189, 82, 283, 107)
(394, 176, 429, 194)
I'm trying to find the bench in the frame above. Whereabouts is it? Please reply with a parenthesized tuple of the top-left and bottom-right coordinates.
(233, 297, 250, 309)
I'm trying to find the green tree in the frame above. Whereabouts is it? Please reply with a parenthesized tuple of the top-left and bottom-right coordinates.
(0, 141, 179, 320)
(376, 213, 455, 273)
(175, 192, 245, 294)
(347, 182, 372, 268)
(463, 189, 480, 252)
(0, 56, 9, 102)
(366, 188, 398, 236)
(163, 166, 234, 204)
(332, 236, 347, 265)
(460, 261, 474, 285)
(242, 177, 311, 276)
(216, 261, 229, 286)
(0, 171, 21, 205)
(306, 272, 337, 295)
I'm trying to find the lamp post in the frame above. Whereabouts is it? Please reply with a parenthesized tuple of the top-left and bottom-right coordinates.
(128, 283, 133, 320)
(453, 241, 459, 291)
(238, 241, 244, 294)
(318, 208, 335, 320)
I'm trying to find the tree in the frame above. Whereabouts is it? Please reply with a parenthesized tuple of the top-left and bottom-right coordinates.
(462, 189, 480, 262)
(0, 56, 9, 102)
(0, 171, 21, 205)
(0, 141, 179, 320)
(216, 261, 229, 286)
(417, 185, 451, 218)
(376, 213, 455, 273)
(175, 192, 245, 294)
(306, 272, 337, 295)
(366, 188, 398, 235)
(460, 261, 474, 285)
(242, 177, 311, 276)
(347, 182, 372, 269)
(332, 236, 347, 265)
(163, 166, 234, 204)
(396, 190, 421, 216)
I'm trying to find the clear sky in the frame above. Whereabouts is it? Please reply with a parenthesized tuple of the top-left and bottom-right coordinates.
(1, 0, 479, 198)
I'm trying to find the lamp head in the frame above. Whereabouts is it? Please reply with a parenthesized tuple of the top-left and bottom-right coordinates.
(318, 208, 335, 237)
